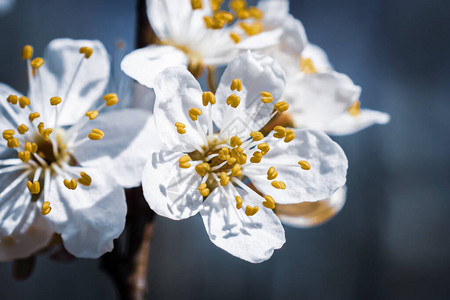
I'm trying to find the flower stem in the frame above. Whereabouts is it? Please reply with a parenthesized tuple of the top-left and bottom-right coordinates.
(207, 66, 218, 94)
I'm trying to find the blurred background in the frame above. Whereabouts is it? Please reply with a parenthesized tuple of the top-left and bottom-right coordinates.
(1, 0, 449, 299)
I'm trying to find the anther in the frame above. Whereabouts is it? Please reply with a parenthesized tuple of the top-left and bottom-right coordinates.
(262, 195, 275, 209)
(235, 196, 243, 209)
(78, 172, 92, 186)
(50, 96, 62, 106)
(188, 108, 202, 121)
(230, 78, 242, 92)
(226, 94, 240, 108)
(298, 160, 311, 170)
(231, 164, 242, 176)
(18, 151, 30, 163)
(18, 96, 30, 109)
(3, 129, 14, 140)
(202, 91, 216, 106)
(250, 131, 264, 141)
(191, 0, 203, 10)
(85, 111, 99, 120)
(37, 122, 44, 135)
(7, 138, 19, 149)
(274, 101, 289, 113)
(227, 156, 237, 165)
(214, 11, 234, 24)
(29, 112, 40, 122)
(230, 136, 242, 147)
(7, 94, 18, 105)
(260, 91, 273, 103)
(178, 155, 191, 169)
(229, 0, 246, 11)
(245, 205, 259, 216)
(229, 32, 241, 44)
(273, 126, 286, 139)
(300, 57, 317, 74)
(25, 142, 38, 154)
(103, 93, 119, 106)
(248, 6, 263, 19)
(42, 128, 53, 141)
(195, 163, 210, 177)
(26, 181, 40, 194)
(175, 122, 187, 134)
(257, 143, 270, 155)
(271, 180, 286, 190)
(88, 129, 104, 140)
(250, 151, 263, 163)
(63, 178, 78, 190)
(220, 172, 230, 186)
(236, 9, 250, 19)
(17, 124, 28, 135)
(79, 47, 94, 59)
(218, 147, 230, 160)
(267, 167, 278, 180)
(239, 22, 264, 36)
(30, 57, 44, 69)
(284, 129, 295, 143)
(41, 201, 51, 215)
(348, 101, 361, 117)
(21, 45, 33, 60)
(238, 153, 247, 165)
(211, 0, 223, 11)
(198, 183, 210, 197)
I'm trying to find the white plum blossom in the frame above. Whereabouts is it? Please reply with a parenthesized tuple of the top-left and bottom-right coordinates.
(142, 52, 348, 263)
(257, 0, 390, 135)
(121, 0, 283, 88)
(0, 39, 156, 261)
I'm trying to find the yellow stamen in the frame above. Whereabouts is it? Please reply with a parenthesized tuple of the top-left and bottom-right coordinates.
(238, 153, 247, 165)
(175, 122, 186, 134)
(229, 32, 241, 44)
(227, 156, 237, 165)
(218, 147, 230, 160)
(178, 155, 191, 169)
(26, 181, 40, 194)
(271, 180, 286, 190)
(41, 201, 51, 215)
(235, 196, 243, 209)
(220, 172, 230, 186)
(79, 47, 93, 59)
(229, 0, 246, 11)
(230, 135, 242, 147)
(42, 128, 53, 141)
(250, 131, 264, 141)
(7, 138, 19, 148)
(231, 164, 242, 176)
(348, 100, 361, 117)
(29, 112, 40, 122)
(103, 93, 119, 106)
(198, 183, 210, 197)
(7, 94, 18, 105)
(85, 111, 99, 120)
(274, 101, 289, 113)
(18, 96, 30, 109)
(257, 143, 270, 155)
(300, 57, 317, 75)
(267, 166, 278, 180)
(25, 142, 38, 154)
(63, 178, 78, 190)
(262, 195, 275, 209)
(214, 11, 234, 24)
(2, 129, 15, 140)
(188, 108, 202, 121)
(226, 94, 240, 108)
(37, 122, 44, 135)
(195, 162, 210, 177)
(21, 45, 33, 60)
(17, 124, 28, 135)
(203, 15, 225, 29)
(239, 22, 263, 36)
(30, 57, 44, 69)
(191, 0, 203, 10)
(273, 126, 286, 139)
(247, 6, 263, 19)
(245, 205, 259, 216)
(250, 151, 263, 163)
(50, 96, 62, 106)
(78, 172, 92, 186)
(18, 151, 30, 163)
(211, 0, 223, 11)
(202, 91, 216, 106)
(88, 128, 104, 140)
(284, 129, 295, 143)
(230, 78, 242, 92)
(298, 160, 311, 170)
(260, 91, 273, 103)
(236, 9, 250, 19)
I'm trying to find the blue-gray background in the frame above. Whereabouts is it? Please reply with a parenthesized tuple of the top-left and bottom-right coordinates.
(1, 0, 449, 299)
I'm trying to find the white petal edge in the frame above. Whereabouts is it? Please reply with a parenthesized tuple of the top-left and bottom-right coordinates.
(323, 109, 391, 136)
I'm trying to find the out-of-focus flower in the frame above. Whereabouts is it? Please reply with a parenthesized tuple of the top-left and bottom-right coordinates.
(121, 0, 282, 88)
(258, 0, 390, 136)
(0, 39, 156, 261)
(142, 52, 348, 263)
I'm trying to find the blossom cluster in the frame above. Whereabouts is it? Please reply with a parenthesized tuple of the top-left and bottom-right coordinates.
(0, 0, 389, 263)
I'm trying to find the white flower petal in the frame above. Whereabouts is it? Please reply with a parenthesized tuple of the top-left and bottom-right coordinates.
(71, 109, 160, 188)
(323, 109, 391, 136)
(287, 71, 361, 130)
(200, 186, 285, 263)
(0, 207, 53, 262)
(245, 129, 348, 204)
(153, 67, 207, 152)
(301, 43, 332, 71)
(121, 45, 188, 89)
(45, 167, 126, 258)
(213, 52, 286, 137)
(0, 83, 24, 130)
(39, 38, 110, 126)
(237, 28, 284, 50)
(277, 186, 347, 228)
(142, 150, 203, 220)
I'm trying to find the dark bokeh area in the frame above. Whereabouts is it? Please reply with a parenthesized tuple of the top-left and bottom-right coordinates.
(1, 0, 449, 299)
